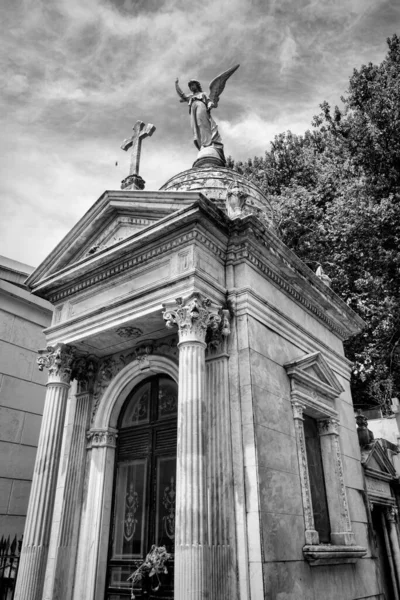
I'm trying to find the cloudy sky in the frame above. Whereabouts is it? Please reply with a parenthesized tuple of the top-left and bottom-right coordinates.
(1, 0, 399, 267)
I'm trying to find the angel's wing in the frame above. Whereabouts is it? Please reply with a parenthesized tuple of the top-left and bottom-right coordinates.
(208, 64, 240, 108)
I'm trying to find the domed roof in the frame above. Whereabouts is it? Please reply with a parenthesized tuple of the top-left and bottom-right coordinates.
(160, 166, 274, 227)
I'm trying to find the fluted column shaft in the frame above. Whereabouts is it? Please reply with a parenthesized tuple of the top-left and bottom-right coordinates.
(15, 345, 75, 600)
(175, 340, 209, 598)
(163, 293, 226, 600)
(43, 383, 93, 600)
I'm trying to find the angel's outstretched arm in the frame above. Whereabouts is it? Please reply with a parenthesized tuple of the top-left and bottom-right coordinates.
(175, 78, 189, 103)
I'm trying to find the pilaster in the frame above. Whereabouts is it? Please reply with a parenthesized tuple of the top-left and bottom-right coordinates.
(206, 332, 235, 599)
(290, 401, 319, 545)
(14, 344, 76, 600)
(72, 427, 118, 600)
(386, 507, 400, 591)
(318, 417, 354, 546)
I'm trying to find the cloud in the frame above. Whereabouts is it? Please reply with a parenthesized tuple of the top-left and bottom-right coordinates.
(1, 0, 399, 266)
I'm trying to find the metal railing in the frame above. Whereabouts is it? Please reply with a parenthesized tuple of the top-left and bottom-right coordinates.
(0, 536, 22, 600)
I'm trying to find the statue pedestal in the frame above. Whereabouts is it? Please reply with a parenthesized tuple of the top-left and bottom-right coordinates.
(193, 146, 225, 168)
(121, 173, 145, 190)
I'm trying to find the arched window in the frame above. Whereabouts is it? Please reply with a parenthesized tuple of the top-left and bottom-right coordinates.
(106, 375, 178, 599)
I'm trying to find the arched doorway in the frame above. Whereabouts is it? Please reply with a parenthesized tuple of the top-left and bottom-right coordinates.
(105, 374, 177, 599)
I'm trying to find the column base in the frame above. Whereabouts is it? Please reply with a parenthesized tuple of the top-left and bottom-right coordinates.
(305, 530, 319, 545)
(15, 546, 47, 600)
(175, 545, 210, 600)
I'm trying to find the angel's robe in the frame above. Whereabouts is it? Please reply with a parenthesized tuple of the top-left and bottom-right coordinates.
(188, 93, 223, 151)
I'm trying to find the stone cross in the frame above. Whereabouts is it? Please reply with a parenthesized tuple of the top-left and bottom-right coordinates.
(120, 120, 156, 190)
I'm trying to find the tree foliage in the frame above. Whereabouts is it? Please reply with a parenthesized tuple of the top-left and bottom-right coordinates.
(230, 35, 400, 413)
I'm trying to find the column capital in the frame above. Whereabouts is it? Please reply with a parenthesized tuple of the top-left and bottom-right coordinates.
(37, 345, 97, 388)
(73, 355, 97, 393)
(291, 400, 306, 420)
(162, 293, 222, 344)
(317, 416, 340, 436)
(386, 506, 398, 522)
(86, 427, 118, 449)
(37, 344, 76, 384)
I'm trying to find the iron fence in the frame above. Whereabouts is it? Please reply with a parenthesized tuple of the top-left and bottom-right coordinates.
(0, 536, 22, 600)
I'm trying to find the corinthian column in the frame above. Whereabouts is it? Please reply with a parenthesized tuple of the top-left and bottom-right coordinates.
(163, 293, 222, 600)
(43, 358, 96, 600)
(14, 344, 76, 600)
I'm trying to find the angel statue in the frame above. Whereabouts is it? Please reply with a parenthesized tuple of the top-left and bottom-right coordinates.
(175, 64, 240, 166)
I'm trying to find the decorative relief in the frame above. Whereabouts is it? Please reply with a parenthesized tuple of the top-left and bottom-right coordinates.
(206, 306, 232, 351)
(386, 507, 399, 522)
(124, 483, 139, 541)
(317, 417, 340, 436)
(91, 356, 126, 424)
(158, 387, 178, 417)
(178, 250, 191, 272)
(163, 293, 221, 342)
(37, 344, 97, 389)
(332, 433, 352, 531)
(37, 344, 76, 383)
(291, 401, 305, 420)
(49, 231, 224, 304)
(90, 337, 178, 423)
(226, 182, 247, 218)
(116, 326, 143, 339)
(162, 477, 176, 540)
(295, 417, 315, 532)
(87, 428, 118, 449)
(130, 389, 149, 422)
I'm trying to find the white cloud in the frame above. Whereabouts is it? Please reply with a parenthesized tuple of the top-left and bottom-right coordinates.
(0, 0, 399, 265)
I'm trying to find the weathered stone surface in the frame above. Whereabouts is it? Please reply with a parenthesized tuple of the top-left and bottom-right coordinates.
(0, 406, 24, 443)
(8, 480, 32, 516)
(258, 468, 303, 516)
(20, 413, 42, 447)
(0, 309, 14, 342)
(0, 441, 36, 479)
(0, 375, 45, 414)
(11, 317, 46, 353)
(255, 425, 298, 472)
(263, 560, 315, 600)
(346, 487, 368, 524)
(261, 512, 305, 561)
(343, 455, 365, 490)
(0, 478, 12, 512)
(160, 165, 274, 226)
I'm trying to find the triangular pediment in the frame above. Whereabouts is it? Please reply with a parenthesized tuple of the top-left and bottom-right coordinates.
(362, 440, 397, 478)
(26, 189, 205, 291)
(284, 351, 344, 400)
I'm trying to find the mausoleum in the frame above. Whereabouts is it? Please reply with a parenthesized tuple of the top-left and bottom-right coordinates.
(14, 68, 400, 600)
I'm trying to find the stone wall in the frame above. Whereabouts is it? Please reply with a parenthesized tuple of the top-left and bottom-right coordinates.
(0, 262, 52, 537)
(244, 313, 383, 600)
